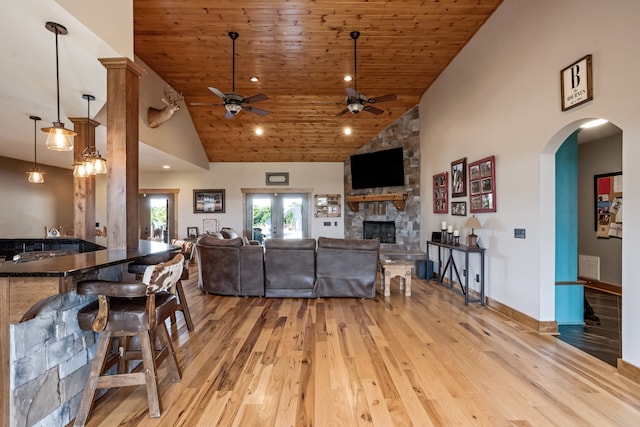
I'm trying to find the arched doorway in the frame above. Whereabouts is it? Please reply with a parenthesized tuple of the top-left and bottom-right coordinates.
(549, 119, 622, 366)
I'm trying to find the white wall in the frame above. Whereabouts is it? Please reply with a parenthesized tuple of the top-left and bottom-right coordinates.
(419, 0, 640, 366)
(0, 156, 74, 238)
(137, 162, 345, 240)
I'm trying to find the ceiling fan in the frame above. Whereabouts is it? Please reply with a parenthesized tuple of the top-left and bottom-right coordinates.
(191, 32, 269, 119)
(337, 31, 397, 117)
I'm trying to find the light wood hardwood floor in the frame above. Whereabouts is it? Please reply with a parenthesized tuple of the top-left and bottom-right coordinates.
(79, 269, 640, 426)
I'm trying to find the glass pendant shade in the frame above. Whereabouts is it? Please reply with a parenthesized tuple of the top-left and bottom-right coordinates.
(92, 156, 107, 174)
(43, 122, 75, 151)
(73, 162, 88, 177)
(28, 170, 45, 183)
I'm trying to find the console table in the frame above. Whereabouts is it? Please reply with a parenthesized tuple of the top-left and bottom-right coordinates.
(426, 240, 485, 305)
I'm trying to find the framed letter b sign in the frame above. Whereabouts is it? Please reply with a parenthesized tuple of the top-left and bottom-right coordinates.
(561, 54, 593, 111)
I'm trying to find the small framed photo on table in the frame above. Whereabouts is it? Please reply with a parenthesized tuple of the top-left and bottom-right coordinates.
(187, 227, 198, 238)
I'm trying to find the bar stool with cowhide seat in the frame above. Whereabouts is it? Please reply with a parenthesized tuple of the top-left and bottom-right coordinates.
(73, 254, 185, 427)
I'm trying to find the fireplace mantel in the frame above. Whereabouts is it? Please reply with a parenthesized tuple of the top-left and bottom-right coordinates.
(345, 193, 408, 212)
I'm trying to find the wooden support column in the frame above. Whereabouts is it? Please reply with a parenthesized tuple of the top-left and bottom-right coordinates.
(99, 58, 145, 249)
(69, 117, 99, 241)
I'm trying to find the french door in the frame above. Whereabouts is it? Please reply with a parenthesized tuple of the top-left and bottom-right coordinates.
(245, 192, 309, 242)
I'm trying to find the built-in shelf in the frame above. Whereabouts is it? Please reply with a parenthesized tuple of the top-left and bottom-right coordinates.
(345, 193, 408, 212)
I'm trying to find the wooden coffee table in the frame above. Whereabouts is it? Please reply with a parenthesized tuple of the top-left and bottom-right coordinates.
(380, 259, 413, 296)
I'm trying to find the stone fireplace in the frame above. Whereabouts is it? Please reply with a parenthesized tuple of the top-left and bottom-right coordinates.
(344, 106, 421, 256)
(363, 221, 396, 243)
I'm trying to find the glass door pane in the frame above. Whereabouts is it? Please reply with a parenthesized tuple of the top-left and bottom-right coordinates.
(246, 193, 309, 240)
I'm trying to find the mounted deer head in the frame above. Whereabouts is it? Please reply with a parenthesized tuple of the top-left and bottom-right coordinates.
(147, 86, 184, 128)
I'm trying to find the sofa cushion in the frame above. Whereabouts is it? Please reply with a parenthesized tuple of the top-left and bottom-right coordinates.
(317, 237, 380, 251)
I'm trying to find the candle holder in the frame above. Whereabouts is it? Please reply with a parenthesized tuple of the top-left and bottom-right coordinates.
(441, 227, 447, 242)
(447, 232, 453, 244)
(453, 235, 460, 246)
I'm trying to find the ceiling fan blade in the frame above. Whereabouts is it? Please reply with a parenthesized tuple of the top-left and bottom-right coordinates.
(345, 87, 358, 98)
(244, 93, 268, 104)
(245, 106, 270, 116)
(363, 105, 384, 115)
(190, 102, 225, 106)
(367, 94, 397, 104)
(208, 87, 227, 100)
(336, 108, 349, 117)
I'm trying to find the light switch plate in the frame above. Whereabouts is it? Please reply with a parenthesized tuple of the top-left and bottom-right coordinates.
(514, 228, 526, 239)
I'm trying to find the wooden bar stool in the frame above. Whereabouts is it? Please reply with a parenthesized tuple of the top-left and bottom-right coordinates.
(73, 254, 185, 426)
(128, 254, 194, 332)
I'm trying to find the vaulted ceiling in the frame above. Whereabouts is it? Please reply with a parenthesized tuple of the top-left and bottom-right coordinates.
(134, 0, 504, 162)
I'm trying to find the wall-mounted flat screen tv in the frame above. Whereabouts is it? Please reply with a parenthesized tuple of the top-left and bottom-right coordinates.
(350, 147, 405, 190)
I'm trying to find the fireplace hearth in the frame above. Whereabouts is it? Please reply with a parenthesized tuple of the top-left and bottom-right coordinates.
(363, 221, 396, 244)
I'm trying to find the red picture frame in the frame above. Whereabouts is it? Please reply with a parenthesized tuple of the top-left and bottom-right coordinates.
(433, 172, 448, 213)
(468, 156, 496, 213)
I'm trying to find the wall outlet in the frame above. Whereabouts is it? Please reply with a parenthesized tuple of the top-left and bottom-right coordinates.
(514, 228, 526, 239)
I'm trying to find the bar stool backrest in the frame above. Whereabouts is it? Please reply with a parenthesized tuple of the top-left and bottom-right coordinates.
(142, 253, 184, 294)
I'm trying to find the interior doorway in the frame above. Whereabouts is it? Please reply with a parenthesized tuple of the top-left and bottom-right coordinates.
(553, 120, 622, 366)
(138, 189, 179, 242)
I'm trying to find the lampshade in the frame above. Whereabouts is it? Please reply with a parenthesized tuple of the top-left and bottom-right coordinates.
(42, 22, 76, 151)
(72, 162, 88, 178)
(225, 103, 242, 114)
(74, 94, 107, 176)
(27, 115, 45, 184)
(465, 216, 482, 230)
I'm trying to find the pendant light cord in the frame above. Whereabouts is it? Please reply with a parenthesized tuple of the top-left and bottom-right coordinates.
(54, 26, 61, 123)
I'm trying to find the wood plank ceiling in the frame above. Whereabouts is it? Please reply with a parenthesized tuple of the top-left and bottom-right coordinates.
(134, 0, 503, 162)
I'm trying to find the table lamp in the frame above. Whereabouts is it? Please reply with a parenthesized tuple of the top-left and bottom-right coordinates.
(465, 216, 482, 247)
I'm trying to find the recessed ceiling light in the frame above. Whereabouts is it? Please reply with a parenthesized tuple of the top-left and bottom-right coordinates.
(250, 76, 260, 82)
(344, 127, 352, 135)
(343, 75, 352, 82)
(255, 127, 264, 136)
(580, 118, 608, 129)
(162, 165, 171, 169)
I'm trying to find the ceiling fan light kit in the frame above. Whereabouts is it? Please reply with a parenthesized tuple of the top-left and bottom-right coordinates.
(42, 21, 76, 151)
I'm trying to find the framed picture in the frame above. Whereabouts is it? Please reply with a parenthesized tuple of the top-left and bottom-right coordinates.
(202, 218, 218, 234)
(468, 156, 496, 213)
(314, 194, 341, 217)
(193, 189, 225, 213)
(451, 201, 467, 216)
(187, 227, 198, 238)
(433, 172, 448, 213)
(451, 157, 467, 197)
(561, 54, 593, 111)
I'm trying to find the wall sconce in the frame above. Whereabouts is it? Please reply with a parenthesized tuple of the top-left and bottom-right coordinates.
(27, 115, 45, 183)
(41, 22, 76, 151)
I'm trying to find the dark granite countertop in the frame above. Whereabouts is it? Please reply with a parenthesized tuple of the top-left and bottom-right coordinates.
(0, 240, 177, 277)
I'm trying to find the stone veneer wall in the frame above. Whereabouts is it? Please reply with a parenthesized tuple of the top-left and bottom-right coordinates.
(344, 106, 421, 253)
(10, 291, 97, 427)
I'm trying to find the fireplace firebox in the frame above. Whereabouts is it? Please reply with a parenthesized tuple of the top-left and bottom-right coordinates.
(363, 221, 396, 244)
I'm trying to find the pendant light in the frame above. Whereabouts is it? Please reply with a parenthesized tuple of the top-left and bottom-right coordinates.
(42, 21, 76, 151)
(73, 94, 107, 177)
(27, 115, 45, 183)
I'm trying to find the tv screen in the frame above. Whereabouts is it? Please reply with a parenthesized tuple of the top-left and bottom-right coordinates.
(350, 147, 405, 190)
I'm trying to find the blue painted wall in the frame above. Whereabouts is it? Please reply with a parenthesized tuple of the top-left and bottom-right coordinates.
(555, 131, 583, 324)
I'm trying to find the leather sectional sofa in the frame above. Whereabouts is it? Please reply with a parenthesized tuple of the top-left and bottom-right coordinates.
(195, 235, 380, 298)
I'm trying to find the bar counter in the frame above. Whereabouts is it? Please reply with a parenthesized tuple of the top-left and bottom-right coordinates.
(0, 239, 178, 427)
